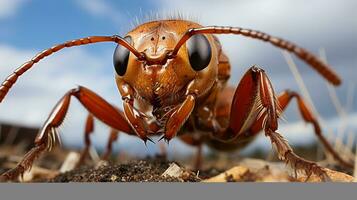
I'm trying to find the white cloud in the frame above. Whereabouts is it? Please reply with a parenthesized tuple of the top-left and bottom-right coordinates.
(74, 0, 125, 25)
(0, 0, 27, 19)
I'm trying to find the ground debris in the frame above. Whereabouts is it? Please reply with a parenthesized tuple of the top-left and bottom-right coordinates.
(161, 162, 200, 181)
(162, 163, 184, 178)
(51, 158, 200, 182)
(203, 158, 354, 182)
(59, 152, 81, 173)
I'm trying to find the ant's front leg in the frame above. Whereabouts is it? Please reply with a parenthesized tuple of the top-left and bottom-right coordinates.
(214, 66, 330, 181)
(0, 86, 135, 181)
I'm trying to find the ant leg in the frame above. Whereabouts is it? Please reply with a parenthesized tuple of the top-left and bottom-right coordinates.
(102, 129, 119, 160)
(216, 66, 329, 180)
(254, 67, 329, 181)
(179, 134, 204, 170)
(76, 114, 94, 167)
(249, 90, 354, 169)
(159, 142, 167, 159)
(78, 117, 121, 165)
(194, 145, 203, 170)
(0, 86, 134, 181)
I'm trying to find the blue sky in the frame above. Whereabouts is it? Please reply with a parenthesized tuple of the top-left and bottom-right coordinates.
(0, 0, 159, 47)
(0, 0, 356, 157)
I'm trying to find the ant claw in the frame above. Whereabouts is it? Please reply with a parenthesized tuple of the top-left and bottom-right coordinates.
(143, 137, 155, 146)
(158, 135, 164, 142)
(158, 135, 171, 145)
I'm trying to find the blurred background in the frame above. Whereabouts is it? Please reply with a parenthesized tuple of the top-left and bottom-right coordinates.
(0, 0, 356, 159)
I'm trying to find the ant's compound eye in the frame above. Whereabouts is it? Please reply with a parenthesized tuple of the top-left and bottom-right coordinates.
(187, 35, 212, 71)
(113, 36, 132, 76)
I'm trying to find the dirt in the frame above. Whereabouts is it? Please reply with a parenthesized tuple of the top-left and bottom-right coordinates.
(51, 158, 201, 182)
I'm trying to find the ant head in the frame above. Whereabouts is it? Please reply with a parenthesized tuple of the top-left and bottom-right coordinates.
(114, 20, 218, 105)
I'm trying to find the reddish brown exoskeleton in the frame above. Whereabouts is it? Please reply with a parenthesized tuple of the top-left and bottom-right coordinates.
(0, 19, 353, 181)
